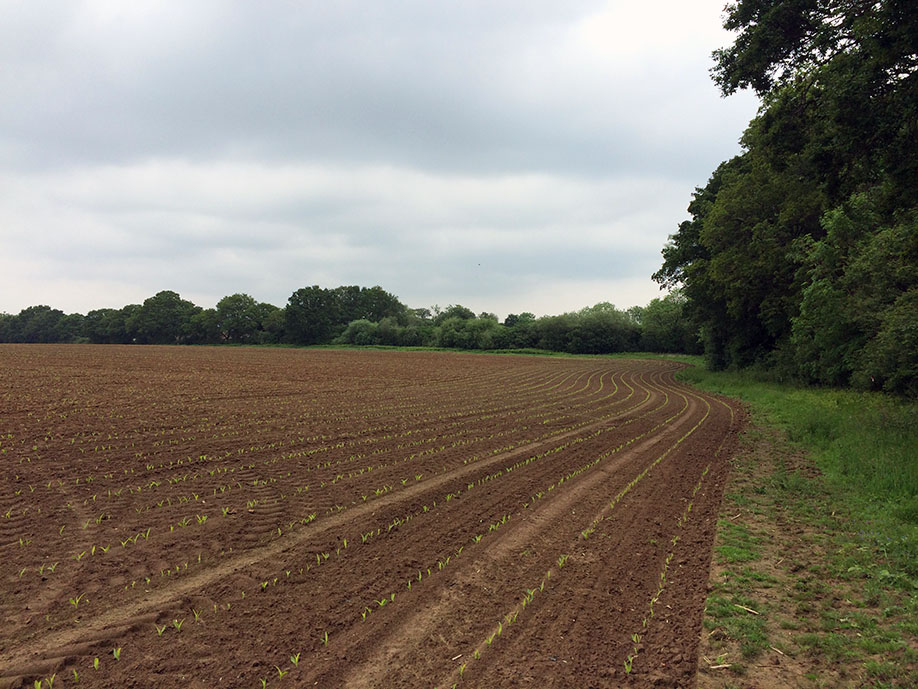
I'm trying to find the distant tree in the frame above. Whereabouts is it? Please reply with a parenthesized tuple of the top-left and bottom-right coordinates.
(85, 308, 125, 344)
(260, 305, 286, 344)
(626, 305, 644, 324)
(59, 313, 86, 342)
(350, 286, 406, 323)
(375, 316, 403, 346)
(119, 304, 142, 343)
(465, 315, 503, 349)
(285, 286, 338, 345)
(130, 291, 201, 345)
(5, 305, 74, 343)
(578, 302, 620, 316)
(533, 314, 576, 352)
(435, 316, 502, 349)
(216, 293, 262, 343)
(0, 313, 12, 342)
(639, 292, 700, 354)
(436, 317, 466, 348)
(188, 308, 221, 344)
(433, 304, 476, 326)
(502, 312, 537, 348)
(397, 325, 428, 347)
(285, 285, 406, 345)
(339, 319, 379, 346)
(570, 306, 640, 354)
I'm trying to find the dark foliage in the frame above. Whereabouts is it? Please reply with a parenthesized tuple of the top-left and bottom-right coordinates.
(657, 0, 917, 394)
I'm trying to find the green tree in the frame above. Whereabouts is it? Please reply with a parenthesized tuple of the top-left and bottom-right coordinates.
(640, 292, 700, 354)
(856, 289, 918, 396)
(130, 291, 201, 345)
(216, 293, 262, 343)
(793, 196, 918, 388)
(532, 314, 576, 353)
(656, 0, 916, 389)
(286, 285, 405, 345)
(85, 308, 125, 344)
(503, 312, 537, 348)
(569, 304, 640, 354)
(410, 307, 433, 322)
(3, 306, 77, 343)
(350, 286, 406, 323)
(285, 286, 338, 345)
(188, 308, 221, 345)
(433, 304, 476, 326)
(259, 305, 286, 344)
(339, 319, 379, 345)
(0, 313, 12, 342)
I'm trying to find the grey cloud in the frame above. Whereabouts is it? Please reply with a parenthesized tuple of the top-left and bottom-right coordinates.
(0, 1, 759, 318)
(2, 1, 751, 178)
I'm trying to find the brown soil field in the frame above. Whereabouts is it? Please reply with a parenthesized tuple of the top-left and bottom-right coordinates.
(0, 345, 744, 688)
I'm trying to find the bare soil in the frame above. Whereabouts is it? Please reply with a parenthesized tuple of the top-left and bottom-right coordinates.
(0, 346, 743, 688)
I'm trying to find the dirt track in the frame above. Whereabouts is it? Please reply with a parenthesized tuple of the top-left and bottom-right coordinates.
(0, 346, 743, 688)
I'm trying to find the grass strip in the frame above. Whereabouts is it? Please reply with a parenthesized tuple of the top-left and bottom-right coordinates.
(682, 366, 917, 688)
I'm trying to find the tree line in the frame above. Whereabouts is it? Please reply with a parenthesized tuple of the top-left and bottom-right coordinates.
(0, 286, 698, 356)
(654, 0, 917, 396)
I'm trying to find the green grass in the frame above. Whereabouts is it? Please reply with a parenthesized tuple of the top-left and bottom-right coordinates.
(676, 365, 918, 578)
(686, 362, 917, 686)
(715, 521, 760, 563)
(311, 343, 705, 362)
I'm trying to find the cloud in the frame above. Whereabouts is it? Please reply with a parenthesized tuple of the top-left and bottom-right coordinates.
(0, 1, 759, 319)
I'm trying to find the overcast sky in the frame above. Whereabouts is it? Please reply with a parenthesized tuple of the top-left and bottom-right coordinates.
(1, 0, 758, 319)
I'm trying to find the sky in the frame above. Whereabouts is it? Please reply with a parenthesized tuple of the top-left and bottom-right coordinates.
(0, 0, 759, 320)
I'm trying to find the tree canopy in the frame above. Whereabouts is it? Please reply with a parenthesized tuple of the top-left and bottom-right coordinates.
(656, 0, 917, 394)
(1, 286, 700, 358)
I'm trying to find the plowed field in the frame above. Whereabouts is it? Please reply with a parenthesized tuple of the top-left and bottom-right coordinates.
(0, 345, 743, 688)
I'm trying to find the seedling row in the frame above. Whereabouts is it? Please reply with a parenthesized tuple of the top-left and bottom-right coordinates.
(0, 346, 742, 688)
